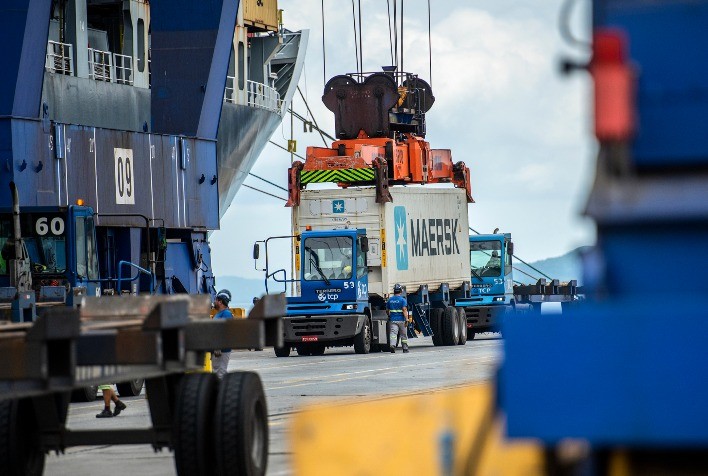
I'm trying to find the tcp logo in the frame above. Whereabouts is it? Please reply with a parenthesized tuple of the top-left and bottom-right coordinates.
(393, 206, 408, 270)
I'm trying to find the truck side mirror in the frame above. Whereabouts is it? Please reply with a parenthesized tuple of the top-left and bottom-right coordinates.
(253, 243, 260, 260)
(507, 242, 514, 256)
(361, 236, 369, 252)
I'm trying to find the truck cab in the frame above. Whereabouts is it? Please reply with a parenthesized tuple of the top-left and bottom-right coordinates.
(0, 205, 100, 319)
(462, 233, 514, 333)
(257, 228, 373, 356)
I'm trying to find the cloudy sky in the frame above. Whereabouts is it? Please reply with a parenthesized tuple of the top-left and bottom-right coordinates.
(210, 0, 597, 281)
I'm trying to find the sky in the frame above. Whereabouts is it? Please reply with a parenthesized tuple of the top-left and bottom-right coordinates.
(210, 0, 597, 281)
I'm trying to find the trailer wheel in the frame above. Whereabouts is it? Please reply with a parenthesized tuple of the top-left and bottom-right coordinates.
(441, 306, 459, 346)
(173, 373, 217, 476)
(71, 385, 98, 402)
(456, 307, 467, 345)
(0, 398, 45, 476)
(430, 308, 444, 346)
(353, 318, 372, 354)
(117, 379, 144, 397)
(467, 328, 476, 341)
(213, 372, 268, 476)
(274, 345, 291, 357)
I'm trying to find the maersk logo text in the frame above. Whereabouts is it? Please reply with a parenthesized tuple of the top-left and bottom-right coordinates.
(393, 206, 408, 270)
(410, 219, 460, 256)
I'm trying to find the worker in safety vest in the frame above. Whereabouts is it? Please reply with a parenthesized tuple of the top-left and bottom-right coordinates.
(387, 283, 410, 353)
(211, 289, 233, 379)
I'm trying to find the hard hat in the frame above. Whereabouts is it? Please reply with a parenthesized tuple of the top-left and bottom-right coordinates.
(216, 289, 231, 305)
(343, 265, 352, 275)
(393, 283, 402, 294)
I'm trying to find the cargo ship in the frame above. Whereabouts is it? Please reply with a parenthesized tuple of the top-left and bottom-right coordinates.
(42, 0, 307, 217)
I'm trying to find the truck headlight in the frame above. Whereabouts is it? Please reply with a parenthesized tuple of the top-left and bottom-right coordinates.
(343, 304, 358, 310)
(493, 297, 504, 302)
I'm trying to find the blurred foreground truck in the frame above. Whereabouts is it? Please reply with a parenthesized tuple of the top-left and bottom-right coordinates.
(0, 1, 290, 475)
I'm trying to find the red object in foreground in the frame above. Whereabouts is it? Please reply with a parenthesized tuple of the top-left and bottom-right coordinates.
(591, 28, 636, 142)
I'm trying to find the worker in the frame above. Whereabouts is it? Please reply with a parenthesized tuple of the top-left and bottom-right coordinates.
(340, 265, 352, 279)
(95, 384, 127, 418)
(485, 250, 501, 269)
(387, 283, 410, 353)
(211, 289, 233, 379)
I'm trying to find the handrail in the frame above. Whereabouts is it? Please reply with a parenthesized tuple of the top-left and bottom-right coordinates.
(113, 53, 133, 85)
(88, 47, 113, 82)
(46, 41, 74, 76)
(224, 77, 283, 114)
(116, 260, 154, 295)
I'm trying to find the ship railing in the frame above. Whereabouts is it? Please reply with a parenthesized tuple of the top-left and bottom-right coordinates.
(224, 77, 283, 114)
(247, 80, 282, 113)
(113, 53, 134, 85)
(45, 41, 74, 76)
(224, 75, 236, 102)
(88, 47, 113, 82)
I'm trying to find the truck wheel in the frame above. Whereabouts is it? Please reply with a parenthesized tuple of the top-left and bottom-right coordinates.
(310, 344, 326, 356)
(430, 308, 444, 346)
(353, 318, 372, 354)
(274, 345, 291, 357)
(213, 372, 269, 476)
(456, 307, 467, 345)
(173, 373, 217, 476)
(117, 379, 144, 397)
(0, 398, 44, 476)
(296, 345, 312, 356)
(71, 385, 98, 402)
(467, 328, 476, 341)
(441, 306, 459, 346)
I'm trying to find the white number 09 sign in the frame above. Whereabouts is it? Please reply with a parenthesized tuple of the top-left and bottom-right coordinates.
(114, 148, 135, 205)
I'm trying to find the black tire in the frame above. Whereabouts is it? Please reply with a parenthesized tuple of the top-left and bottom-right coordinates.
(117, 379, 144, 397)
(456, 307, 467, 345)
(213, 372, 269, 476)
(467, 327, 476, 341)
(441, 306, 459, 346)
(71, 385, 98, 402)
(353, 317, 372, 354)
(0, 398, 44, 476)
(296, 345, 312, 356)
(274, 345, 291, 357)
(173, 373, 217, 476)
(310, 344, 326, 356)
(430, 308, 444, 346)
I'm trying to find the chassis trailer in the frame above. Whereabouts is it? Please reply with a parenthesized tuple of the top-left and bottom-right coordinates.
(257, 186, 476, 356)
(0, 293, 283, 476)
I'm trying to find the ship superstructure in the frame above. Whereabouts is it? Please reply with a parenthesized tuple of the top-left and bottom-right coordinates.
(42, 0, 308, 217)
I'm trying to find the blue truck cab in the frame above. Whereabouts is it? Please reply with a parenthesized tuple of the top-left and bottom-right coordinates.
(455, 233, 514, 334)
(263, 228, 373, 356)
(285, 228, 371, 353)
(0, 205, 102, 319)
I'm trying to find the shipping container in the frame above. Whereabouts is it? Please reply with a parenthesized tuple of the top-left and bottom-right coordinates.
(293, 186, 471, 298)
(243, 0, 279, 32)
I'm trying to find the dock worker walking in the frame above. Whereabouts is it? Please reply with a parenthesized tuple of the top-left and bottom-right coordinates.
(387, 283, 410, 353)
(211, 289, 233, 379)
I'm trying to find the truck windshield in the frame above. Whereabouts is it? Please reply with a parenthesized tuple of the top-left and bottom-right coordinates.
(0, 214, 67, 275)
(303, 236, 353, 281)
(470, 240, 502, 278)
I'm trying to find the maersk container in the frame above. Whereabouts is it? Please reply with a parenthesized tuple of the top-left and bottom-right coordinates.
(293, 186, 471, 297)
